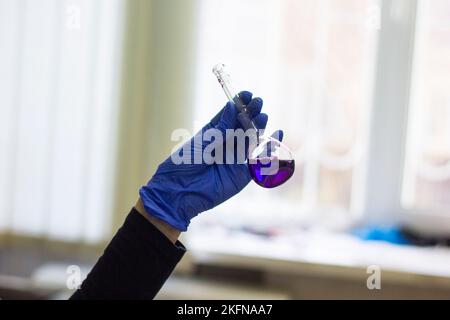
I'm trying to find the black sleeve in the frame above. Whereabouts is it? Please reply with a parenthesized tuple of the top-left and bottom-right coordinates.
(70, 208, 186, 300)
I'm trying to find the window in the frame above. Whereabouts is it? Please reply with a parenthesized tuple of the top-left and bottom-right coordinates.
(193, 0, 380, 226)
(403, 0, 450, 211)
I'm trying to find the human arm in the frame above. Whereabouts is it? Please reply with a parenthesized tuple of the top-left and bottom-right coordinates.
(70, 92, 279, 299)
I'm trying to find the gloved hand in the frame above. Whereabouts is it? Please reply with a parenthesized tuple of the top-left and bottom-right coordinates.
(139, 91, 283, 231)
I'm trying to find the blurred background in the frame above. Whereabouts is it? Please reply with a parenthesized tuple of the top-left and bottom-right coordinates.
(1, 0, 450, 299)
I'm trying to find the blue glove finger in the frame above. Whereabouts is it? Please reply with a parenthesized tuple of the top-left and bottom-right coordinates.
(261, 130, 285, 157)
(271, 130, 284, 142)
(269, 130, 284, 156)
(239, 91, 253, 105)
(216, 101, 239, 131)
(252, 113, 268, 130)
(246, 97, 263, 118)
(210, 91, 254, 128)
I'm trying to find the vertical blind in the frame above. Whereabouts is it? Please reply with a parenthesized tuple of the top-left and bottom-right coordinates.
(0, 0, 124, 243)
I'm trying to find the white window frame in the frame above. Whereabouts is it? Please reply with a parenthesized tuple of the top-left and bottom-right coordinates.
(355, 0, 450, 235)
(356, 0, 418, 225)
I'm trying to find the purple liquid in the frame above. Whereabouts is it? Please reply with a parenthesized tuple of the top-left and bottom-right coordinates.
(248, 158, 295, 188)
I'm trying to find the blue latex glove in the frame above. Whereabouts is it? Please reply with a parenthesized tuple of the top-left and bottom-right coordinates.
(140, 91, 282, 231)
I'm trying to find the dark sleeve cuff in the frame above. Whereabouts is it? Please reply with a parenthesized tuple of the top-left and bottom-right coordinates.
(70, 208, 186, 300)
(128, 208, 186, 262)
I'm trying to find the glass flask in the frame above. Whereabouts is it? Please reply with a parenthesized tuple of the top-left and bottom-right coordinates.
(213, 63, 295, 188)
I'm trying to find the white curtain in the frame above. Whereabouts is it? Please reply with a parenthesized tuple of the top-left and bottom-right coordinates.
(0, 0, 124, 243)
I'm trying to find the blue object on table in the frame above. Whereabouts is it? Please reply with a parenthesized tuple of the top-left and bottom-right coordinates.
(352, 226, 411, 245)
